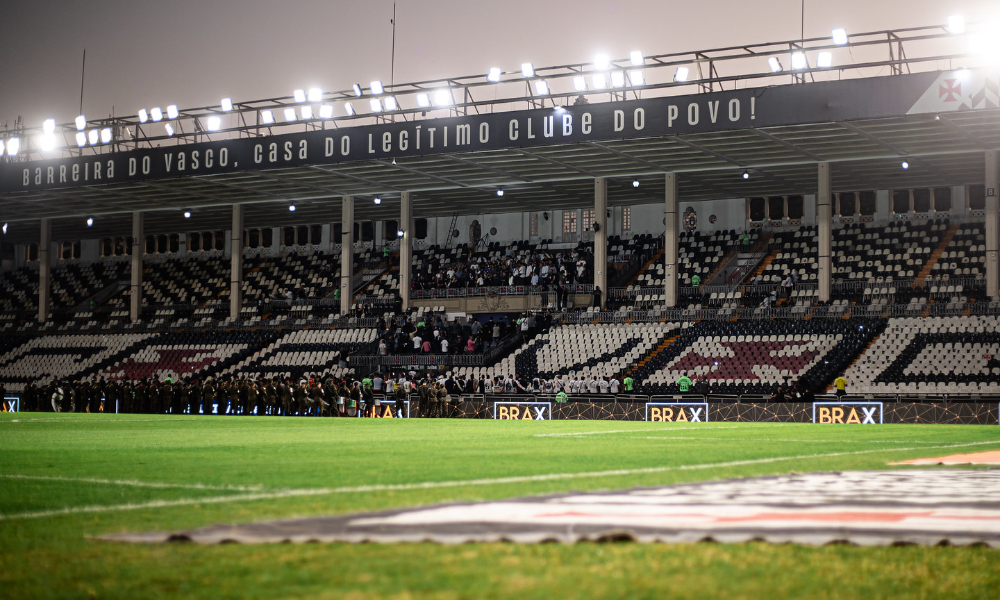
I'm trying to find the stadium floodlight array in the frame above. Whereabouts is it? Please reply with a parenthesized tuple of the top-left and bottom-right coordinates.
(221, 98, 234, 112)
(674, 67, 690, 82)
(293, 89, 306, 103)
(487, 67, 502, 82)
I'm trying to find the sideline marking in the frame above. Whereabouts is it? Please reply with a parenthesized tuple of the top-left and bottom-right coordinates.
(0, 474, 267, 492)
(633, 436, 963, 443)
(4, 440, 999, 521)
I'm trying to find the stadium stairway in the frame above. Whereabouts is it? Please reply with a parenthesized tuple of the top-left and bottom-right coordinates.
(621, 246, 665, 289)
(625, 333, 681, 379)
(914, 223, 960, 288)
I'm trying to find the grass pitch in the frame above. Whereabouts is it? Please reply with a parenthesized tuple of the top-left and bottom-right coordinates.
(1, 414, 999, 599)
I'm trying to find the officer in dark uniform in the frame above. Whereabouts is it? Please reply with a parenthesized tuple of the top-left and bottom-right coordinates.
(394, 380, 407, 418)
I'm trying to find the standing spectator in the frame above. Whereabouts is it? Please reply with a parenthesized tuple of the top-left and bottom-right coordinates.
(677, 371, 693, 394)
(834, 373, 848, 397)
(691, 273, 701, 288)
(740, 230, 750, 250)
(593, 286, 602, 310)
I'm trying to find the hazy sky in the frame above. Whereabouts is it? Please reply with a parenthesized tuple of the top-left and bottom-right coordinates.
(1, 0, 997, 128)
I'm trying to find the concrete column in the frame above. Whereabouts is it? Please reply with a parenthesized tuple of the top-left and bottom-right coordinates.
(664, 173, 679, 308)
(37, 218, 51, 323)
(986, 150, 999, 300)
(340, 196, 355, 315)
(400, 192, 413, 311)
(593, 178, 608, 307)
(230, 204, 244, 320)
(817, 162, 833, 303)
(129, 212, 143, 322)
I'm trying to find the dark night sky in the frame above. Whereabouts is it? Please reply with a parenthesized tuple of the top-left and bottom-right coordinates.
(0, 0, 996, 128)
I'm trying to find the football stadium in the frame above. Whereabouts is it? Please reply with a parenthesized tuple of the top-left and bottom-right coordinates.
(2, 1, 1000, 597)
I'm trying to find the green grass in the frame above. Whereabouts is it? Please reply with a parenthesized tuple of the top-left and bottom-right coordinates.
(1, 413, 999, 599)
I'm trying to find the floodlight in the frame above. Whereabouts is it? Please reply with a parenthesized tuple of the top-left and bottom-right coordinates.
(221, 97, 233, 112)
(832, 28, 848, 45)
(260, 110, 275, 124)
(521, 63, 534, 77)
(947, 15, 965, 35)
(352, 83, 362, 97)
(1, 223, 6, 235)
(742, 170, 750, 180)
(573, 76, 588, 91)
(207, 116, 221, 131)
(374, 196, 381, 205)
(76, 132, 87, 146)
(319, 104, 334, 119)
(674, 67, 690, 82)
(594, 54, 610, 70)
(487, 67, 502, 82)
(791, 52, 807, 70)
(289, 204, 296, 212)
(293, 89, 306, 103)
(101, 128, 112, 144)
(632, 179, 640, 188)
(138, 109, 149, 123)
(901, 161, 909, 170)
(369, 98, 383, 112)
(86, 216, 94, 227)
(397, 229, 404, 237)
(39, 134, 56, 152)
(817, 52, 833, 68)
(592, 73, 607, 89)
(416, 93, 430, 108)
(628, 70, 645, 86)
(630, 50, 644, 66)
(307, 87, 322, 102)
(300, 105, 313, 119)
(610, 71, 625, 87)
(434, 89, 453, 105)
(88, 130, 99, 145)
(151, 107, 163, 122)
(283, 108, 297, 122)
(75, 115, 86, 130)
(371, 80, 384, 95)
(183, 210, 192, 219)
(43, 118, 55, 134)
(534, 80, 549, 95)
(768, 57, 783, 72)
(496, 188, 504, 197)
(344, 102, 356, 116)
(385, 96, 398, 110)
(166, 104, 178, 119)
(164, 123, 175, 137)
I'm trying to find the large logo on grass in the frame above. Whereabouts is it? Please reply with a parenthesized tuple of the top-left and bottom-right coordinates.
(494, 401, 550, 420)
(645, 402, 709, 422)
(813, 402, 882, 424)
(667, 339, 826, 383)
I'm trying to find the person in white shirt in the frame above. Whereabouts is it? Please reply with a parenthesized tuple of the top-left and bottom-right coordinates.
(598, 377, 610, 394)
(412, 335, 422, 352)
(553, 376, 563, 393)
(440, 338, 449, 353)
(609, 378, 620, 394)
(569, 378, 580, 394)
(588, 377, 599, 394)
(543, 379, 553, 394)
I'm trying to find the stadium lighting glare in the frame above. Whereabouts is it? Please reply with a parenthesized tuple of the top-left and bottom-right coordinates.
(632, 179, 640, 188)
(100, 128, 112, 144)
(521, 63, 534, 77)
(901, 161, 909, 169)
(183, 210, 191, 219)
(75, 115, 86, 130)
(610, 71, 625, 87)
(369, 98, 383, 112)
(352, 83, 362, 97)
(573, 76, 588, 91)
(416, 93, 430, 108)
(293, 89, 306, 103)
(434, 89, 454, 105)
(397, 229, 404, 238)
(674, 67, 690, 82)
(628, 70, 645, 86)
(370, 80, 384, 95)
(288, 204, 296, 212)
(260, 110, 274, 124)
(832, 28, 848, 45)
(138, 108, 149, 123)
(319, 104, 334, 119)
(150, 107, 163, 122)
(374, 196, 381, 205)
(594, 54, 610, 70)
(39, 134, 56, 152)
(86, 216, 94, 227)
(742, 170, 750, 180)
(87, 129, 99, 145)
(1, 223, 6, 235)
(43, 118, 56, 134)
(283, 108, 297, 122)
(300, 105, 313, 119)
(817, 51, 833, 68)
(206, 116, 221, 131)
(344, 102, 356, 116)
(791, 52, 808, 70)
(164, 123, 174, 137)
(947, 15, 965, 34)
(221, 97, 233, 112)
(630, 50, 644, 66)
(496, 188, 504, 197)
(166, 105, 178, 120)
(385, 96, 398, 111)
(534, 80, 549, 95)
(487, 67, 502, 82)
(307, 87, 322, 102)
(75, 132, 87, 146)
(768, 57, 783, 72)
(592, 73, 607, 89)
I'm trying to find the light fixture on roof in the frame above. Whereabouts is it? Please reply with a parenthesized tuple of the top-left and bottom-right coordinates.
(283, 108, 297, 122)
(183, 209, 192, 219)
(100, 128, 112, 144)
(289, 204, 296, 212)
(1, 137, 11, 157)
(594, 54, 610, 70)
(674, 66, 690, 82)
(1, 223, 6, 235)
(319, 104, 334, 119)
(151, 107, 163, 122)
(628, 70, 644, 86)
(207, 116, 221, 131)
(415, 93, 430, 108)
(39, 134, 56, 152)
(630, 50, 644, 66)
(300, 105, 313, 119)
(384, 96, 398, 111)
(352, 83, 363, 97)
(307, 87, 322, 102)
(75, 131, 87, 146)
(832, 28, 848, 45)
(742, 170, 750, 180)
(138, 108, 149, 123)
(533, 80, 549, 95)
(433, 89, 454, 105)
(487, 67, 502, 82)
(817, 52, 833, 68)
(496, 188, 504, 197)
(632, 179, 640, 188)
(43, 118, 56, 134)
(221, 97, 233, 112)
(901, 161, 909, 169)
(260, 110, 275, 124)
(75, 115, 86, 130)
(166, 104, 179, 119)
(791, 52, 808, 70)
(397, 229, 404, 238)
(344, 102, 356, 116)
(370, 80, 384, 95)
(610, 71, 625, 87)
(293, 89, 306, 103)
(86, 216, 94, 227)
(164, 123, 175, 137)
(947, 15, 965, 35)
(88, 129, 99, 145)
(521, 63, 534, 77)
(374, 196, 381, 205)
(768, 57, 783, 72)
(573, 76, 588, 91)
(369, 98, 383, 112)
(592, 73, 607, 89)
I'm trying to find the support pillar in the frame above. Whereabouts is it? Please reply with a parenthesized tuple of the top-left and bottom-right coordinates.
(986, 150, 999, 300)
(400, 192, 413, 311)
(340, 196, 355, 315)
(129, 212, 143, 322)
(593, 177, 608, 308)
(817, 162, 832, 303)
(37, 218, 50, 323)
(664, 173, 679, 308)
(230, 204, 244, 321)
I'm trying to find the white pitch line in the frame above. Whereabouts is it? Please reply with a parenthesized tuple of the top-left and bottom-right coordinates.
(0, 474, 267, 492)
(632, 437, 967, 443)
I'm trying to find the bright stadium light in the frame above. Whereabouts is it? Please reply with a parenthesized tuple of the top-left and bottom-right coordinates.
(370, 80, 384, 94)
(39, 134, 56, 152)
(1, 223, 6, 235)
(221, 97, 233, 112)
(373, 196, 381, 205)
(101, 128, 112, 144)
(207, 116, 221, 131)
(289, 204, 296, 212)
(674, 66, 690, 82)
(434, 89, 454, 105)
(628, 70, 645, 86)
(88, 129, 99, 145)
(75, 115, 86, 130)
(534, 80, 549, 95)
(397, 229, 404, 238)
(573, 76, 588, 91)
(166, 104, 179, 119)
(283, 108, 297, 122)
(521, 63, 534, 77)
(151, 107, 163, 122)
(901, 161, 909, 170)
(86, 216, 94, 227)
(742, 170, 750, 180)
(487, 67, 502, 82)
(138, 109, 149, 123)
(416, 93, 430, 108)
(164, 123, 175, 137)
(611, 71, 625, 87)
(768, 57, 783, 72)
(344, 102, 356, 116)
(352, 83, 362, 97)
(260, 110, 274, 124)
(300, 105, 313, 119)
(947, 15, 965, 34)
(369, 98, 383, 112)
(496, 188, 504, 197)
(832, 28, 848, 45)
(5, 138, 17, 156)
(319, 104, 334, 119)
(817, 51, 833, 68)
(183, 210, 192, 219)
(594, 53, 610, 70)
(385, 96, 398, 110)
(75, 132, 87, 146)
(632, 179, 640, 188)
(791, 52, 808, 70)
(307, 87, 322, 102)
(592, 73, 607, 89)
(43, 118, 55, 134)
(630, 50, 644, 66)
(293, 89, 306, 103)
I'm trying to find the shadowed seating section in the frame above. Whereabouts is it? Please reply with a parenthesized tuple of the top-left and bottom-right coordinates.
(223, 328, 378, 381)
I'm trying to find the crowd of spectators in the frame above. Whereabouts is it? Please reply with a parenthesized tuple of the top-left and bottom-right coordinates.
(411, 246, 596, 291)
(377, 312, 553, 356)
